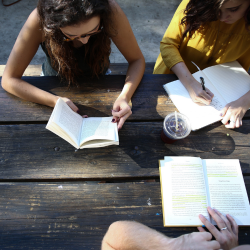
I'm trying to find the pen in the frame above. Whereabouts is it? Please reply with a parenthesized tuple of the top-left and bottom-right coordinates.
(200, 77, 206, 91)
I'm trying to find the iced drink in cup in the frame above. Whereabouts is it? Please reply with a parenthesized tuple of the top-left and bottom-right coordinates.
(161, 112, 191, 144)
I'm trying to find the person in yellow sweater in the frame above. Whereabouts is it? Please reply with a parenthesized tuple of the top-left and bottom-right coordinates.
(154, 0, 250, 129)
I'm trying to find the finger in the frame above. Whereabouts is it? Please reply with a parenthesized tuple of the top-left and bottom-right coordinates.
(112, 107, 131, 118)
(82, 115, 88, 118)
(111, 117, 118, 123)
(226, 214, 239, 236)
(117, 111, 131, 130)
(66, 101, 79, 112)
(221, 110, 232, 126)
(199, 214, 221, 239)
(195, 96, 211, 105)
(199, 231, 213, 241)
(209, 240, 221, 250)
(225, 119, 237, 129)
(205, 89, 214, 99)
(197, 226, 206, 232)
(201, 90, 213, 101)
(213, 208, 232, 232)
(207, 207, 227, 230)
(220, 105, 229, 117)
(235, 117, 241, 128)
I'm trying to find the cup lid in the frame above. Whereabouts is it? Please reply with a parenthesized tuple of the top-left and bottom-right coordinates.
(163, 112, 191, 139)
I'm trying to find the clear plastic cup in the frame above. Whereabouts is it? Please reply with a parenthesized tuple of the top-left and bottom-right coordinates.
(161, 112, 191, 144)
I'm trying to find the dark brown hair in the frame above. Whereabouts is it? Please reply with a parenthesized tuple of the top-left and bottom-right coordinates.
(37, 0, 116, 85)
(181, 0, 250, 39)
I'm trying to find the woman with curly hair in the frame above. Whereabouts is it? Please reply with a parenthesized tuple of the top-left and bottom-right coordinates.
(154, 0, 250, 128)
(1, 0, 145, 130)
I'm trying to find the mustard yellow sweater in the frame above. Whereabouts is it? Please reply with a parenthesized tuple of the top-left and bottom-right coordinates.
(154, 0, 250, 74)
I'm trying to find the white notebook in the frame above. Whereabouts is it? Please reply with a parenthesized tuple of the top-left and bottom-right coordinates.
(163, 61, 250, 130)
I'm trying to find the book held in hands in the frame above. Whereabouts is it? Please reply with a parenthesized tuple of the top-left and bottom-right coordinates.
(159, 156, 250, 227)
(163, 61, 250, 130)
(46, 98, 119, 149)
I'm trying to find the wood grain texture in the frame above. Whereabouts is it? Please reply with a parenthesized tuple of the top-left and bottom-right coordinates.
(1, 121, 250, 180)
(0, 63, 155, 76)
(0, 75, 178, 122)
(1, 75, 250, 122)
(0, 181, 249, 249)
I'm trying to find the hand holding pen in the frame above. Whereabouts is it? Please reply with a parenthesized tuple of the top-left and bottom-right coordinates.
(200, 77, 206, 91)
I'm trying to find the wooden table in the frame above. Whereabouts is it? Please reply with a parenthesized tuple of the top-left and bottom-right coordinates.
(0, 75, 250, 249)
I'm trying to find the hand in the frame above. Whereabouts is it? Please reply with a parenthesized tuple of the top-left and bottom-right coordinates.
(60, 97, 88, 117)
(170, 231, 220, 250)
(112, 96, 132, 130)
(198, 206, 238, 250)
(220, 98, 248, 128)
(186, 79, 214, 105)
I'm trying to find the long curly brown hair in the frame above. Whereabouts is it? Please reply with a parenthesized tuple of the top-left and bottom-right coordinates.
(37, 0, 116, 85)
(181, 0, 250, 39)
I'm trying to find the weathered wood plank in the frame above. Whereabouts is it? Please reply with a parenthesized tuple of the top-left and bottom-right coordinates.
(0, 63, 155, 76)
(1, 121, 250, 180)
(0, 181, 249, 249)
(0, 75, 177, 122)
(2, 75, 250, 122)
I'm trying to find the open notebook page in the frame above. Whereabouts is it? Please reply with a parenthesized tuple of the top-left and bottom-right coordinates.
(46, 98, 83, 148)
(163, 72, 225, 130)
(203, 159, 250, 225)
(79, 117, 118, 146)
(160, 157, 210, 226)
(203, 61, 250, 104)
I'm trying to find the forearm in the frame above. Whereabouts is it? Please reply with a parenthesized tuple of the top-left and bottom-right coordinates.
(101, 221, 175, 250)
(118, 58, 145, 102)
(1, 76, 58, 107)
(171, 62, 196, 91)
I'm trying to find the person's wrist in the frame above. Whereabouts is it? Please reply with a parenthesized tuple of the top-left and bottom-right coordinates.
(166, 235, 184, 250)
(116, 93, 130, 103)
(52, 96, 60, 107)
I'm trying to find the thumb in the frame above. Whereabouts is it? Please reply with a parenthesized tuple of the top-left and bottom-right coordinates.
(220, 104, 229, 117)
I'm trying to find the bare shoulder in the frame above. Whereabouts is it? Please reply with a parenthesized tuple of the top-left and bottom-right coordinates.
(24, 8, 44, 42)
(108, 0, 125, 20)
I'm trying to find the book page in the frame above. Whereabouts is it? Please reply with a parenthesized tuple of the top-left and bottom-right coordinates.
(163, 73, 225, 130)
(46, 98, 83, 147)
(204, 159, 250, 225)
(160, 157, 210, 226)
(203, 61, 250, 104)
(80, 117, 117, 145)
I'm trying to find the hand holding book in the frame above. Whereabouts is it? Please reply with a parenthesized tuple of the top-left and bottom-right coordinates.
(198, 206, 238, 250)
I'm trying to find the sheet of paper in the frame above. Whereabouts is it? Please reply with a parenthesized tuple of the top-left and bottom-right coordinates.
(163, 73, 225, 130)
(204, 159, 250, 225)
(80, 117, 117, 145)
(47, 98, 83, 146)
(203, 61, 250, 104)
(160, 157, 210, 226)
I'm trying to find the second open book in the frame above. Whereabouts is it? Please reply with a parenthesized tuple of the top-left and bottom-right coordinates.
(46, 98, 119, 149)
(159, 157, 250, 227)
(163, 61, 250, 130)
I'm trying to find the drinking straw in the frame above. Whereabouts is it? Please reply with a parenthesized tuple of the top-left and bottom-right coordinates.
(175, 111, 178, 131)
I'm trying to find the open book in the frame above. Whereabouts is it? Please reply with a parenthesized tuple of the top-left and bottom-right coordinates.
(46, 98, 119, 149)
(159, 156, 250, 227)
(163, 61, 250, 130)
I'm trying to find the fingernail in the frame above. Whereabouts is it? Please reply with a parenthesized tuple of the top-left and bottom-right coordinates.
(77, 110, 80, 114)
(111, 119, 115, 122)
(202, 225, 206, 228)
(219, 113, 223, 116)
(118, 128, 120, 131)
